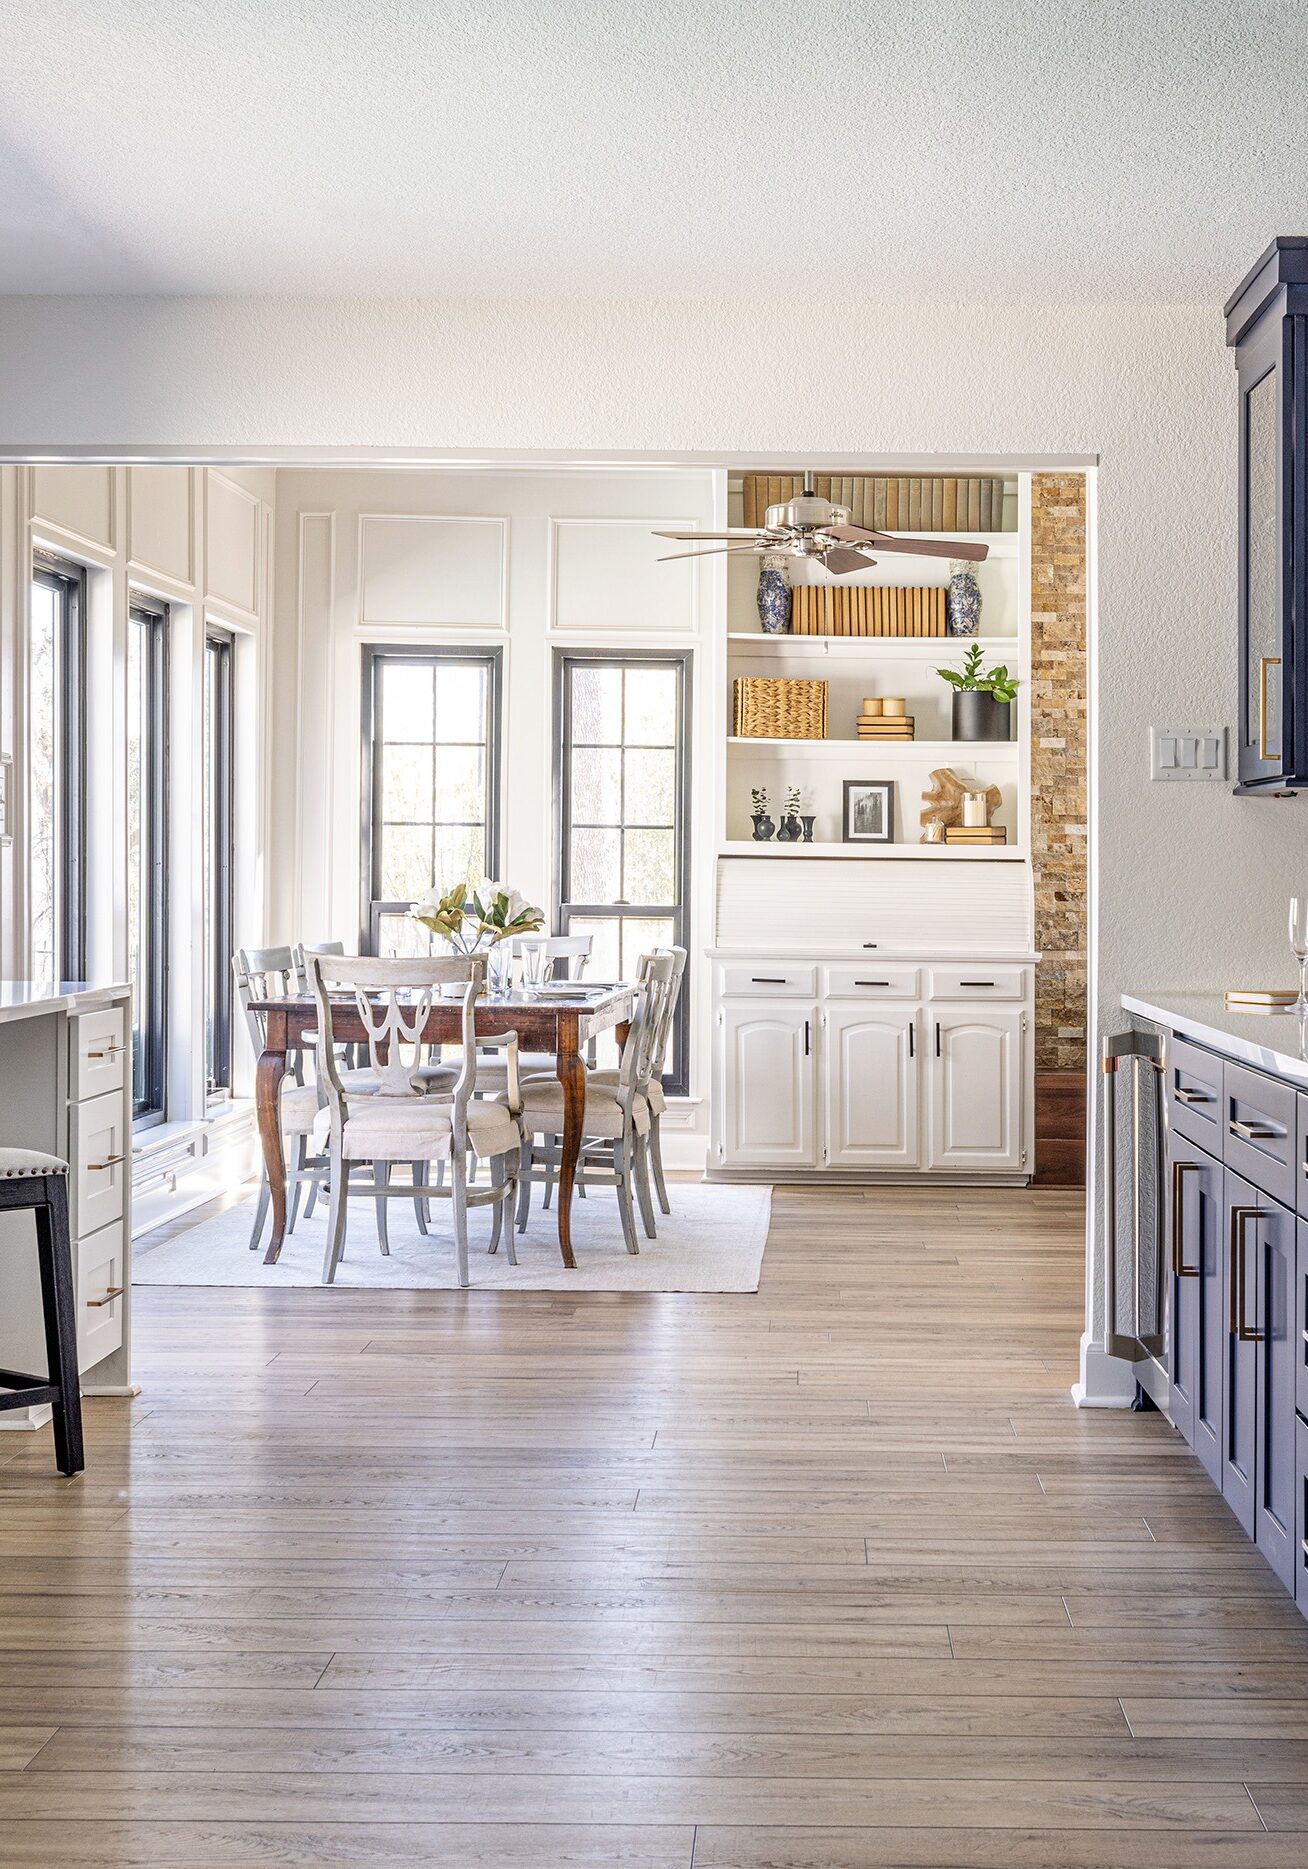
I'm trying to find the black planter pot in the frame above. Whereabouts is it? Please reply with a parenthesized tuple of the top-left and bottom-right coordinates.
(952, 690, 1012, 742)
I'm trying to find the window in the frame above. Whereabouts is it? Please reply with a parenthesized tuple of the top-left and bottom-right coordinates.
(556, 652, 690, 1093)
(28, 557, 86, 983)
(127, 598, 169, 1122)
(362, 647, 502, 955)
(203, 628, 235, 1095)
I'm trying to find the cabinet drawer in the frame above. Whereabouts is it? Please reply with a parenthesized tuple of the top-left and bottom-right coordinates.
(1224, 1060, 1296, 1207)
(928, 966, 1027, 1001)
(1166, 1032, 1224, 1151)
(1298, 1221, 1308, 1425)
(76, 1218, 125, 1371)
(1297, 1094, 1308, 1220)
(824, 965, 919, 999)
(719, 963, 817, 998)
(71, 1089, 128, 1236)
(70, 1004, 128, 1102)
(1297, 1413, 1308, 1620)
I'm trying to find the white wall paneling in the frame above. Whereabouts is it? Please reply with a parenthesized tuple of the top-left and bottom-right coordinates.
(359, 514, 507, 630)
(550, 517, 699, 634)
(127, 465, 194, 590)
(204, 469, 261, 620)
(30, 464, 116, 555)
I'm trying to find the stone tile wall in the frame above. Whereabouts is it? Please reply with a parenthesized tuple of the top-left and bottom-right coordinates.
(1030, 475, 1088, 1072)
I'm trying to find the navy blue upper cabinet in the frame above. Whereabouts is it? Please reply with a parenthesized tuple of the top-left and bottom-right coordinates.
(1226, 239, 1308, 790)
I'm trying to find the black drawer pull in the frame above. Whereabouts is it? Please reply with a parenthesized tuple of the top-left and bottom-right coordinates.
(751, 976, 788, 985)
(959, 980, 996, 988)
(855, 980, 891, 987)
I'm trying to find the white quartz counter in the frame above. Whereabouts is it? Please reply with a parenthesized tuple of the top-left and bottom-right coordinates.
(1122, 990, 1308, 1088)
(0, 981, 130, 1026)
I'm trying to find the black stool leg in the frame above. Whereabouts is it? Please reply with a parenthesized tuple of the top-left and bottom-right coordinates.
(33, 1174, 84, 1477)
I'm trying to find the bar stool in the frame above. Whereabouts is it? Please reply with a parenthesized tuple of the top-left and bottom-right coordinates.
(0, 1150, 84, 1476)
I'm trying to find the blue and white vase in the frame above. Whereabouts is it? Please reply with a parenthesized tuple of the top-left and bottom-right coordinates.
(947, 560, 982, 637)
(757, 555, 792, 634)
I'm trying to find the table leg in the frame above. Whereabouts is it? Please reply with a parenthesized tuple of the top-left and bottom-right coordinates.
(255, 1044, 290, 1264)
(555, 1014, 583, 1269)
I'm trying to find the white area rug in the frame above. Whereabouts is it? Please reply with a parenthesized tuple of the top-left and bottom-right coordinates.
(133, 1179, 772, 1293)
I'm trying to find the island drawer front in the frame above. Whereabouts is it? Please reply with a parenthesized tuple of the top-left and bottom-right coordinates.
(71, 1005, 127, 1102)
(1224, 1060, 1297, 1207)
(76, 1217, 125, 1370)
(1298, 1222, 1308, 1423)
(928, 966, 1027, 1001)
(824, 965, 919, 999)
(720, 963, 817, 998)
(1297, 1095, 1308, 1220)
(71, 1089, 128, 1236)
(1297, 1414, 1308, 1620)
(1167, 1033, 1225, 1151)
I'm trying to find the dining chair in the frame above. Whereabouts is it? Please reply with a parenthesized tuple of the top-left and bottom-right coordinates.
(587, 944, 686, 1215)
(473, 932, 595, 1095)
(233, 946, 329, 1250)
(307, 953, 526, 1287)
(510, 951, 674, 1255)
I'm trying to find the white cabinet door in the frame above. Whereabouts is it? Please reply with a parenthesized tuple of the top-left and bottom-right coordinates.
(720, 1003, 817, 1168)
(928, 1008, 1024, 1171)
(824, 1006, 919, 1169)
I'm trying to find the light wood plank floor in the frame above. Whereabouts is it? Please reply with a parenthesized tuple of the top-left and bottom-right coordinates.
(2, 1181, 1307, 1867)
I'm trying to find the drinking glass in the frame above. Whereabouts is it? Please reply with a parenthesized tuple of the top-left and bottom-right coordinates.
(1290, 897, 1308, 1013)
(520, 939, 548, 992)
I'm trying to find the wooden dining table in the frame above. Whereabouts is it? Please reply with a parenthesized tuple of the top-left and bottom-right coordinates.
(248, 985, 635, 1270)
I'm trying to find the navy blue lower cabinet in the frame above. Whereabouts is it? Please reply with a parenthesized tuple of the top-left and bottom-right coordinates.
(1167, 1134, 1225, 1486)
(1222, 1170, 1298, 1589)
(1297, 1413, 1308, 1619)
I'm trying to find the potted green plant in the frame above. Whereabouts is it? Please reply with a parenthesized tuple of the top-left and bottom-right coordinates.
(935, 643, 1019, 742)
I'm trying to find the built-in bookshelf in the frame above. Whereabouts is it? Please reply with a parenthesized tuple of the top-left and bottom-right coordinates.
(719, 474, 1031, 859)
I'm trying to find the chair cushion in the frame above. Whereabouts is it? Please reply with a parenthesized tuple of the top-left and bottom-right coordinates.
(279, 1084, 323, 1133)
(513, 1078, 649, 1140)
(474, 1052, 557, 1091)
(0, 1147, 68, 1178)
(587, 1066, 666, 1116)
(338, 1063, 457, 1096)
(315, 1097, 522, 1164)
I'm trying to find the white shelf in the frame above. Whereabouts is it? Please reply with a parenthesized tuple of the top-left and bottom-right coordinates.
(727, 736, 1019, 759)
(718, 840, 1026, 861)
(728, 631, 1020, 657)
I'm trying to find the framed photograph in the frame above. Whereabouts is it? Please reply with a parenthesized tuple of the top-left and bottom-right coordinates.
(842, 779, 894, 844)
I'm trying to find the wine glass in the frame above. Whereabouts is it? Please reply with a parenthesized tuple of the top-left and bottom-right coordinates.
(1290, 898, 1308, 1013)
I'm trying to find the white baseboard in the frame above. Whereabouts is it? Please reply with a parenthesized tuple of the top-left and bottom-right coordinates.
(1072, 1331, 1138, 1408)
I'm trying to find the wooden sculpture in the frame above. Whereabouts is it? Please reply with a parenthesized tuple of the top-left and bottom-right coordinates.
(920, 767, 1001, 833)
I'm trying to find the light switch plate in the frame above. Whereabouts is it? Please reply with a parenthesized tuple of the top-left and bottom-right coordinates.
(1151, 723, 1227, 782)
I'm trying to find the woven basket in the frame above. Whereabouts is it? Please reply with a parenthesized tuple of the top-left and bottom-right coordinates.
(733, 677, 828, 740)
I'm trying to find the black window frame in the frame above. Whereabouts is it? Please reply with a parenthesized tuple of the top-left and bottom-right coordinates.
(204, 627, 235, 1097)
(554, 649, 692, 1096)
(127, 595, 170, 1125)
(30, 554, 87, 983)
(360, 644, 503, 954)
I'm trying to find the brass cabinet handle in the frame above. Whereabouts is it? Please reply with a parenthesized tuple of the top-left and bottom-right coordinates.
(87, 1154, 126, 1171)
(1228, 1205, 1265, 1341)
(1229, 1118, 1277, 1142)
(1174, 1086, 1211, 1105)
(1170, 1159, 1200, 1276)
(86, 1044, 126, 1059)
(1259, 655, 1281, 762)
(85, 1286, 123, 1308)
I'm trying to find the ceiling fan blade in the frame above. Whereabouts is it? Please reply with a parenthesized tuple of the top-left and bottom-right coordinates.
(657, 545, 762, 562)
(822, 547, 877, 575)
(651, 529, 761, 541)
(826, 526, 988, 562)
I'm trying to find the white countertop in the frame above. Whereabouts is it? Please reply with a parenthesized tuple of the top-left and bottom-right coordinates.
(1122, 990, 1308, 1086)
(0, 980, 130, 1026)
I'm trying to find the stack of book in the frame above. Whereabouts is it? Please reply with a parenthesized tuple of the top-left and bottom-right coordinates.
(943, 824, 1007, 846)
(791, 584, 947, 637)
(742, 475, 1015, 533)
(858, 712, 914, 742)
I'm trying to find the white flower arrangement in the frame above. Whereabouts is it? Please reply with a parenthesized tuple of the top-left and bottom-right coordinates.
(410, 877, 545, 953)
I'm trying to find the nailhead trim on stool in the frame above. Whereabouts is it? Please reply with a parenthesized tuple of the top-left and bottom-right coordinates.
(0, 1153, 84, 1476)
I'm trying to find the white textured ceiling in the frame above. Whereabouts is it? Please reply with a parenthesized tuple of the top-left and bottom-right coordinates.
(1, 1, 1305, 300)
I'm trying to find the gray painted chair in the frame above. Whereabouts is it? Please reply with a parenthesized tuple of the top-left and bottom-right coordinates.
(307, 953, 525, 1286)
(587, 944, 686, 1214)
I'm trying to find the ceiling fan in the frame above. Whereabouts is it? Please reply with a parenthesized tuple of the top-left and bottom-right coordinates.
(654, 475, 989, 575)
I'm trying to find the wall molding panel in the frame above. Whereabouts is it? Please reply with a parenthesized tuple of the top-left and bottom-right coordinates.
(358, 513, 507, 630)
